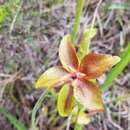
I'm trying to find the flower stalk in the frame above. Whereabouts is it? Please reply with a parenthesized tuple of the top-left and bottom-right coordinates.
(72, 0, 85, 42)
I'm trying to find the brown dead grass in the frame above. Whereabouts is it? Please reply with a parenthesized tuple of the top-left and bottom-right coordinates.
(0, 0, 130, 130)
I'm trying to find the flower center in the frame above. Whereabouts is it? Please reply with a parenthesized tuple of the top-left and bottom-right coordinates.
(71, 71, 85, 79)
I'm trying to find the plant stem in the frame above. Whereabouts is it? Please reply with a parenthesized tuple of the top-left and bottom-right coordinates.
(74, 104, 83, 130)
(72, 1, 84, 129)
(72, 0, 85, 42)
(74, 124, 83, 130)
(31, 89, 50, 130)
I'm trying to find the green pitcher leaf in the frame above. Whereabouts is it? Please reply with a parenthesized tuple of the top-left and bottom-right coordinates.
(77, 27, 97, 60)
(57, 84, 74, 117)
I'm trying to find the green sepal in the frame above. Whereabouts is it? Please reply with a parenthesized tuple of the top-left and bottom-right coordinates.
(57, 84, 74, 117)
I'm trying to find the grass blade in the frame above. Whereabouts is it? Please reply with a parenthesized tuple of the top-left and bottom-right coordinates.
(106, 93, 130, 104)
(0, 107, 27, 130)
(31, 90, 50, 130)
(109, 3, 129, 10)
(102, 43, 130, 92)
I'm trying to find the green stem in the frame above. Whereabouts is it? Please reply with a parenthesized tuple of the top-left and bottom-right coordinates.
(72, 0, 85, 42)
(72, 1, 85, 129)
(74, 104, 83, 130)
(74, 124, 83, 130)
(31, 90, 50, 130)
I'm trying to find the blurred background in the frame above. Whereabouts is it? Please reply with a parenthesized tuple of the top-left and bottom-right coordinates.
(0, 0, 130, 130)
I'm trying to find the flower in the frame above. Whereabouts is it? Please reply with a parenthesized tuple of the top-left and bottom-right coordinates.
(35, 34, 121, 121)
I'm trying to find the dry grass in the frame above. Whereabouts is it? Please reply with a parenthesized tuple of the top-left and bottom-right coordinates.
(0, 0, 130, 130)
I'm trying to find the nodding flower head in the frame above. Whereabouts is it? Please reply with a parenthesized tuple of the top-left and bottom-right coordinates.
(35, 34, 121, 122)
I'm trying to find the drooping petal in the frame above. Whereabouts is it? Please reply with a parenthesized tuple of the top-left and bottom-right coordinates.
(77, 111, 91, 125)
(57, 84, 74, 117)
(79, 53, 121, 79)
(35, 66, 69, 89)
(59, 34, 79, 72)
(73, 79, 104, 112)
(72, 107, 91, 125)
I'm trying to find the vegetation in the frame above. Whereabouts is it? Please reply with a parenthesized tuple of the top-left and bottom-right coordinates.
(0, 0, 130, 130)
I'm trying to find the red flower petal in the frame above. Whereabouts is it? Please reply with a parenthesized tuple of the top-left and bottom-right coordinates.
(59, 34, 79, 72)
(73, 78, 104, 112)
(79, 53, 121, 79)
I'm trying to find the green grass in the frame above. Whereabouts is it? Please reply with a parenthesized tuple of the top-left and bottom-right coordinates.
(102, 43, 130, 92)
(0, 107, 27, 130)
(31, 90, 50, 130)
